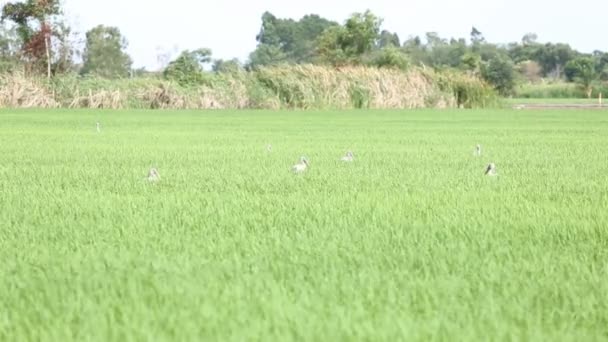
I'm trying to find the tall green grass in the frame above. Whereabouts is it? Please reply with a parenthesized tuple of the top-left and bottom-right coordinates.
(516, 81, 608, 99)
(0, 108, 607, 341)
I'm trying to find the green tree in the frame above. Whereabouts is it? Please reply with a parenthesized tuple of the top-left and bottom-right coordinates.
(164, 48, 212, 86)
(249, 12, 337, 67)
(80, 25, 132, 78)
(460, 52, 481, 74)
(534, 43, 576, 78)
(0, 23, 21, 72)
(290, 14, 338, 62)
(248, 44, 287, 68)
(366, 45, 409, 70)
(340, 10, 382, 56)
(481, 55, 516, 95)
(470, 27, 485, 45)
(316, 10, 382, 65)
(377, 30, 400, 48)
(315, 26, 349, 65)
(402, 35, 427, 66)
(213, 58, 242, 74)
(564, 57, 596, 97)
(592, 50, 608, 80)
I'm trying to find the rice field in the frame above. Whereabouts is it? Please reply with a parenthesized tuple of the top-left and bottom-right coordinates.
(1, 108, 607, 341)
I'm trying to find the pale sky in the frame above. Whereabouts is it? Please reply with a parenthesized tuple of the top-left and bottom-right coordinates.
(55, 0, 608, 70)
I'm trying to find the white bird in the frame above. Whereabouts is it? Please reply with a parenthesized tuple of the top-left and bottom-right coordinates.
(341, 151, 354, 162)
(292, 156, 309, 173)
(484, 163, 497, 176)
(474, 144, 481, 156)
(96, 122, 101, 133)
(266, 144, 272, 152)
(147, 167, 161, 182)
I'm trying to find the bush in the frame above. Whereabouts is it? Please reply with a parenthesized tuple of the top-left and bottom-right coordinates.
(364, 46, 409, 70)
(481, 56, 516, 96)
(429, 69, 499, 108)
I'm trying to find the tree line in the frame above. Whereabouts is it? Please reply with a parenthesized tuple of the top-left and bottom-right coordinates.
(1, 0, 607, 97)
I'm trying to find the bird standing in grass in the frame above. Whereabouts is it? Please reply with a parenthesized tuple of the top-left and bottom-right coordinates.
(292, 157, 309, 173)
(147, 168, 161, 182)
(485, 163, 497, 176)
(341, 151, 354, 162)
(266, 144, 272, 152)
(96, 122, 101, 133)
(474, 144, 481, 156)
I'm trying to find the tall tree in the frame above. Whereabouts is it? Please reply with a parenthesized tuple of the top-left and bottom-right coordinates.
(534, 43, 576, 78)
(470, 27, 485, 45)
(80, 25, 132, 78)
(377, 30, 400, 48)
(0, 23, 21, 72)
(316, 10, 382, 65)
(1, 0, 62, 78)
(564, 57, 596, 97)
(249, 12, 337, 67)
(592, 50, 608, 80)
(342, 10, 382, 56)
(482, 55, 516, 95)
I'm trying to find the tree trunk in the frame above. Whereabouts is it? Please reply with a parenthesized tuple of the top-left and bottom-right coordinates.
(44, 29, 51, 79)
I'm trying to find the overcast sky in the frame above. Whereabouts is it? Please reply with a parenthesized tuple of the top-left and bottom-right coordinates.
(55, 0, 608, 70)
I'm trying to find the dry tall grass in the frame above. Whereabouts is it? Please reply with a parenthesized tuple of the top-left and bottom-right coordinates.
(0, 66, 497, 110)
(0, 73, 58, 108)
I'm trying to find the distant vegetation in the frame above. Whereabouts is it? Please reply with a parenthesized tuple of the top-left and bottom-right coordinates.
(1, 0, 607, 109)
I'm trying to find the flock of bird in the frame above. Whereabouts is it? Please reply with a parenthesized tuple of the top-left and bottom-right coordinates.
(95, 122, 497, 182)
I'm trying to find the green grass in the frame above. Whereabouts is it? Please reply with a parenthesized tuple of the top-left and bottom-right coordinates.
(1, 109, 607, 341)
(506, 98, 603, 105)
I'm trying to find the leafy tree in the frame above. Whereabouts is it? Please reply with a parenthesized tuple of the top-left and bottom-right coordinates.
(592, 50, 608, 80)
(164, 48, 212, 86)
(366, 46, 409, 70)
(341, 10, 382, 56)
(481, 55, 516, 95)
(249, 12, 337, 67)
(213, 58, 242, 74)
(377, 30, 400, 48)
(402, 35, 427, 65)
(534, 43, 576, 78)
(315, 26, 349, 65)
(521, 33, 538, 46)
(442, 38, 467, 67)
(564, 57, 596, 97)
(470, 27, 485, 45)
(50, 20, 75, 74)
(290, 14, 338, 62)
(1, 0, 63, 78)
(316, 10, 382, 65)
(248, 44, 287, 68)
(425, 32, 447, 49)
(0, 23, 21, 72)
(508, 42, 539, 64)
(460, 52, 481, 74)
(81, 25, 132, 78)
(600, 66, 608, 82)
